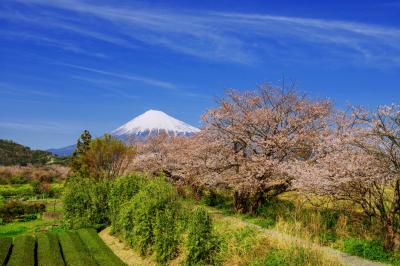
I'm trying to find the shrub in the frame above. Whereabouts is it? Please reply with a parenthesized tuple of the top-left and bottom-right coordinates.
(22, 214, 38, 222)
(63, 176, 110, 229)
(119, 177, 180, 256)
(0, 200, 25, 222)
(320, 210, 340, 229)
(254, 245, 341, 266)
(185, 207, 220, 266)
(37, 232, 64, 266)
(0, 237, 12, 265)
(343, 238, 391, 262)
(109, 175, 144, 233)
(154, 208, 180, 264)
(77, 228, 126, 265)
(0, 184, 34, 198)
(58, 231, 97, 266)
(7, 235, 36, 266)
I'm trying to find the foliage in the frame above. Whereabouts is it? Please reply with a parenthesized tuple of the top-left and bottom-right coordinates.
(7, 235, 36, 266)
(0, 199, 45, 223)
(37, 232, 64, 266)
(293, 105, 400, 250)
(109, 174, 144, 233)
(70, 129, 92, 176)
(71, 131, 135, 180)
(185, 207, 220, 266)
(254, 246, 337, 266)
(0, 184, 34, 198)
(77, 228, 126, 265)
(0, 139, 54, 166)
(154, 208, 180, 264)
(119, 177, 181, 257)
(135, 85, 332, 214)
(342, 238, 392, 262)
(58, 231, 97, 266)
(63, 176, 110, 229)
(0, 237, 12, 266)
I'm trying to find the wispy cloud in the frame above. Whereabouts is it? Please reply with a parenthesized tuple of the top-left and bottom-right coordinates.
(0, 82, 59, 98)
(0, 30, 109, 58)
(58, 63, 176, 89)
(0, 121, 79, 133)
(2, 0, 400, 67)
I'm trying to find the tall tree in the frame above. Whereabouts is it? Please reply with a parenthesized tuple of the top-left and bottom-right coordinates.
(294, 105, 400, 251)
(70, 130, 92, 176)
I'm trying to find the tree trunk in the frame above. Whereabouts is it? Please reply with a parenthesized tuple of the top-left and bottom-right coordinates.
(384, 217, 396, 251)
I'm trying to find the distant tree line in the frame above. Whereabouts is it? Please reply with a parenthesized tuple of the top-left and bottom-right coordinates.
(0, 140, 55, 166)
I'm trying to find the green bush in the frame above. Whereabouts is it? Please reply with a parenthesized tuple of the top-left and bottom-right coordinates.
(254, 246, 332, 266)
(37, 232, 64, 266)
(0, 237, 12, 265)
(22, 213, 38, 222)
(77, 228, 126, 266)
(0, 184, 34, 198)
(320, 210, 340, 229)
(185, 207, 220, 266)
(58, 231, 97, 266)
(342, 238, 391, 262)
(119, 177, 180, 256)
(63, 176, 110, 229)
(154, 208, 180, 264)
(7, 235, 36, 266)
(0, 200, 45, 223)
(109, 175, 144, 233)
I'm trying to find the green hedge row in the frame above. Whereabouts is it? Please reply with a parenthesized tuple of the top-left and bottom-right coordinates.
(0, 237, 12, 265)
(58, 231, 96, 266)
(7, 235, 35, 266)
(77, 228, 126, 266)
(37, 232, 65, 266)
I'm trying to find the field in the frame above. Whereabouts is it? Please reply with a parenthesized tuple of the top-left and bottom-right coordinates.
(1, 228, 126, 266)
(0, 198, 64, 238)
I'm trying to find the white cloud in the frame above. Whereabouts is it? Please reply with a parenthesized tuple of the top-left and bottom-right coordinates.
(58, 63, 176, 89)
(2, 0, 400, 67)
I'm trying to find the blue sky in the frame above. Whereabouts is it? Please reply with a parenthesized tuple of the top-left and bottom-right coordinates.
(1, 0, 399, 149)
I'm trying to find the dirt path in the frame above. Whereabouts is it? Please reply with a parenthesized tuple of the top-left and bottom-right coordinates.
(99, 211, 389, 266)
(98, 228, 156, 266)
(207, 209, 389, 266)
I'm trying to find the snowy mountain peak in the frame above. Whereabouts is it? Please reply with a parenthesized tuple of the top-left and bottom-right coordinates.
(111, 109, 200, 137)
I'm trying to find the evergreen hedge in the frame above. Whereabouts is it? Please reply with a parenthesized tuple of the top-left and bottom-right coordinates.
(58, 231, 96, 266)
(0, 237, 12, 265)
(37, 232, 64, 266)
(7, 235, 36, 266)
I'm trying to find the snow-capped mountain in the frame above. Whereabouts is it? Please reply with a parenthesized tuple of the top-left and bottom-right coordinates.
(112, 109, 200, 139)
(48, 110, 199, 156)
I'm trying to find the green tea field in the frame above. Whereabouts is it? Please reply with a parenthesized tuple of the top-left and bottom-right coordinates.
(0, 228, 126, 266)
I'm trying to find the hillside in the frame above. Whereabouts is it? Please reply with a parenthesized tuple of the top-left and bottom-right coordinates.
(0, 139, 54, 166)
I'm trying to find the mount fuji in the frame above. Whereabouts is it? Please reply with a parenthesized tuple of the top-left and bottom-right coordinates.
(48, 110, 200, 156)
(112, 109, 200, 139)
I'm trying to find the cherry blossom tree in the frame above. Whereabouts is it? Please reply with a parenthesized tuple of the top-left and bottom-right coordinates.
(196, 84, 332, 213)
(294, 105, 400, 250)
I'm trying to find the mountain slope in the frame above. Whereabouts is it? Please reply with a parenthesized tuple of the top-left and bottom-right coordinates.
(47, 144, 76, 157)
(112, 109, 200, 138)
(49, 110, 200, 156)
(0, 139, 53, 165)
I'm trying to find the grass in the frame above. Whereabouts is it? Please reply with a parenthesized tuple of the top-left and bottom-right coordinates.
(37, 232, 65, 266)
(0, 219, 63, 238)
(198, 191, 400, 265)
(0, 184, 33, 198)
(58, 231, 97, 266)
(212, 213, 342, 266)
(7, 235, 36, 266)
(0, 197, 64, 238)
(0, 237, 12, 265)
(77, 228, 126, 266)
